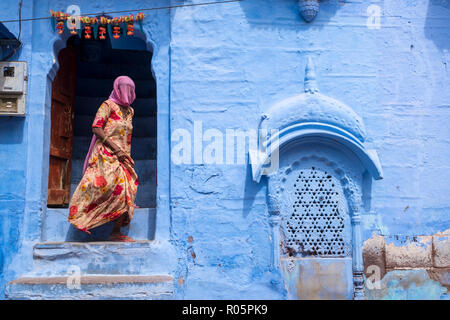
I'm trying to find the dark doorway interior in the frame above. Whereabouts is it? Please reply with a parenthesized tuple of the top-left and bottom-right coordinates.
(48, 34, 157, 209)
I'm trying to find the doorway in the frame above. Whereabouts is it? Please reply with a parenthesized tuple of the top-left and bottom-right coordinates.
(47, 34, 157, 212)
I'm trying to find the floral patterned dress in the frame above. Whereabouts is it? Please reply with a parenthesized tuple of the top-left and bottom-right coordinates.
(68, 99, 138, 233)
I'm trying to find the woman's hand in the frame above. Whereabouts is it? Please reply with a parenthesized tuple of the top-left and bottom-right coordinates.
(115, 149, 128, 163)
(93, 128, 132, 166)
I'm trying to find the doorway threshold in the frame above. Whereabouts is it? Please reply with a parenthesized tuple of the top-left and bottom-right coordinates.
(44, 207, 156, 242)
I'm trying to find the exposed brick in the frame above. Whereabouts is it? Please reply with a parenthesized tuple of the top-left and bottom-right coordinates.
(363, 234, 386, 278)
(433, 234, 450, 268)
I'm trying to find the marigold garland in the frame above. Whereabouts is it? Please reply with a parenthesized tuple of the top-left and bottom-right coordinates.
(50, 10, 145, 39)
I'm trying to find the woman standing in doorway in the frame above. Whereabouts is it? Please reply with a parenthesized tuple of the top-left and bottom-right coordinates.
(68, 76, 139, 242)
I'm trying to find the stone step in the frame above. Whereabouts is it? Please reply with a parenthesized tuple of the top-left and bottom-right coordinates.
(134, 159, 157, 184)
(109, 37, 149, 52)
(70, 159, 84, 183)
(107, 50, 153, 65)
(71, 137, 91, 160)
(73, 115, 157, 138)
(76, 78, 156, 98)
(133, 137, 158, 160)
(45, 208, 156, 242)
(135, 183, 157, 208)
(5, 275, 173, 300)
(72, 136, 157, 161)
(74, 96, 157, 117)
(28, 240, 176, 276)
(78, 62, 154, 81)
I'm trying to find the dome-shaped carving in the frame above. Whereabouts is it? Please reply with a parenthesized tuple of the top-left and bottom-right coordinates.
(262, 58, 366, 142)
(250, 58, 382, 183)
(263, 91, 366, 142)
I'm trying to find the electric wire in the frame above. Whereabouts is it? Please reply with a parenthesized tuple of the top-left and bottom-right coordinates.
(0, 0, 243, 24)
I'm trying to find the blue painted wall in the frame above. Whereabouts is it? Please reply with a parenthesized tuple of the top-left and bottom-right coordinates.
(0, 0, 449, 299)
(0, 0, 33, 300)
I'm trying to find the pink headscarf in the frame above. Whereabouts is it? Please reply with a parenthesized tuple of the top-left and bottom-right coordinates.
(108, 76, 136, 106)
(82, 76, 136, 175)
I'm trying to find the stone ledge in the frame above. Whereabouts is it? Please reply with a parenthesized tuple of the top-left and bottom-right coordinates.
(363, 232, 450, 276)
(5, 275, 174, 300)
(29, 240, 178, 276)
(33, 241, 154, 259)
(34, 240, 153, 250)
(8, 275, 173, 285)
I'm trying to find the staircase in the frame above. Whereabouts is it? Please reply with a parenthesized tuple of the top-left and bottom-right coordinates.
(5, 240, 176, 299)
(6, 207, 176, 299)
(5, 48, 174, 300)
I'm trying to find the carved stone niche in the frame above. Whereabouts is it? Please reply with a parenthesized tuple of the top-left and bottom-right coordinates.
(249, 58, 383, 300)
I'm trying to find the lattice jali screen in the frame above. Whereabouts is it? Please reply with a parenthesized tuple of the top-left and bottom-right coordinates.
(285, 166, 348, 257)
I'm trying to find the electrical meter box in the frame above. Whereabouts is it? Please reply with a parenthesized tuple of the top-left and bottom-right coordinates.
(0, 61, 27, 116)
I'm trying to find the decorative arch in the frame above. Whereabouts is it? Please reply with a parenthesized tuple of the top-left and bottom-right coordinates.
(252, 57, 383, 300)
(41, 23, 171, 241)
(249, 57, 382, 184)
